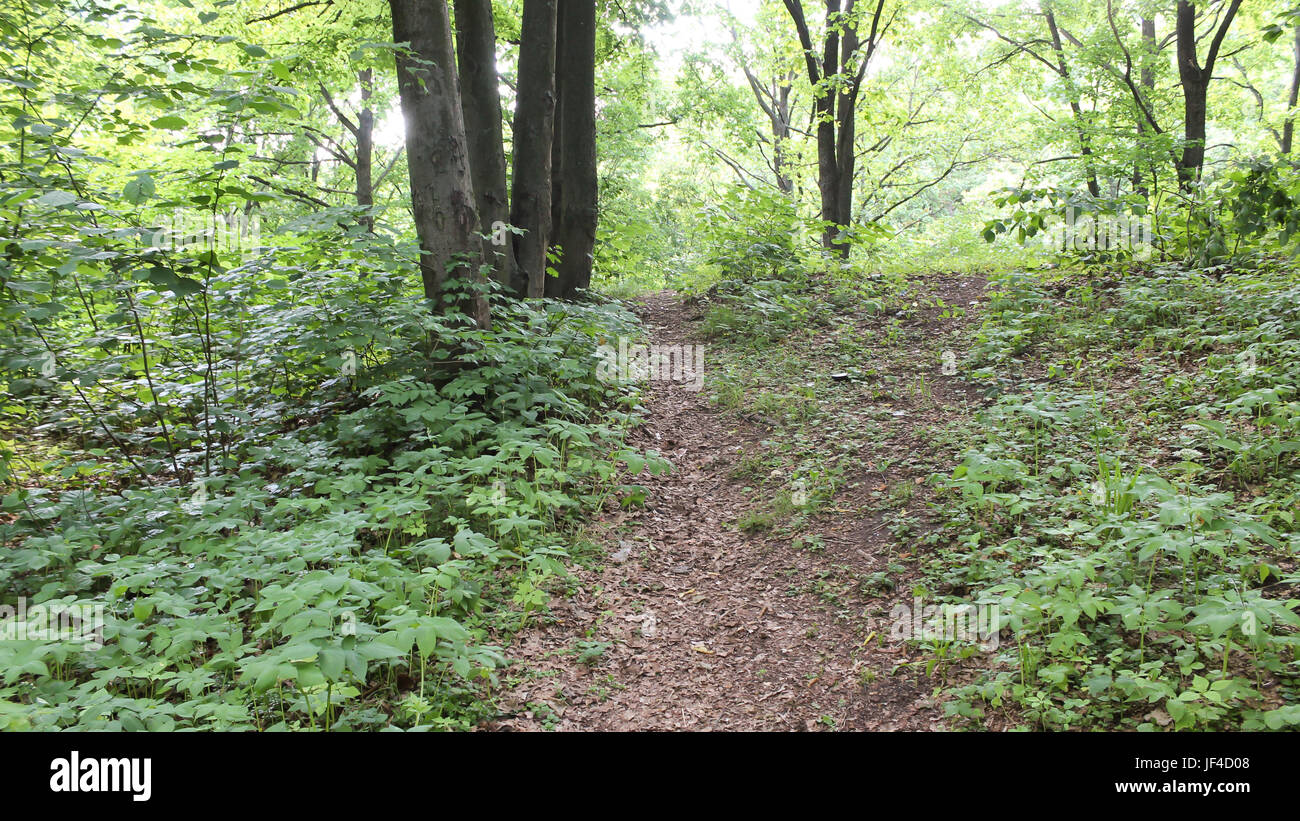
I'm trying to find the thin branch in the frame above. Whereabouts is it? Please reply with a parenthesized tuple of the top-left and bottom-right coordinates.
(319, 83, 358, 137)
(247, 1, 332, 24)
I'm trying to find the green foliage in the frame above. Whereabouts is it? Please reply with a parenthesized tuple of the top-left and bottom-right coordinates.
(936, 264, 1300, 730)
(0, 280, 660, 729)
(5, 0, 1300, 735)
(696, 184, 803, 282)
(0, 0, 669, 730)
(1172, 157, 1300, 267)
(982, 186, 1151, 265)
(697, 276, 822, 345)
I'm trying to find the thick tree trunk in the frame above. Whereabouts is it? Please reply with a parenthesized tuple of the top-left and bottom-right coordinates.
(1283, 23, 1300, 155)
(1175, 0, 1242, 187)
(356, 69, 375, 232)
(833, 15, 862, 257)
(454, 0, 516, 294)
(548, 0, 566, 291)
(511, 0, 557, 298)
(816, 0, 841, 254)
(784, 0, 887, 258)
(1176, 65, 1209, 186)
(389, 0, 489, 326)
(547, 0, 597, 299)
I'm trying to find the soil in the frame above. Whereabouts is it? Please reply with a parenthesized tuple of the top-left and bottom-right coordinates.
(489, 275, 997, 731)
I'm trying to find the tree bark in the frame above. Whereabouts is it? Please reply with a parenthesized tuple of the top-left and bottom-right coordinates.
(784, 0, 888, 258)
(1175, 0, 1243, 187)
(740, 65, 795, 193)
(318, 71, 376, 230)
(356, 68, 375, 232)
(511, 0, 558, 298)
(389, 0, 489, 326)
(817, 0, 841, 254)
(1044, 4, 1100, 197)
(549, 0, 565, 282)
(454, 0, 516, 294)
(547, 0, 597, 298)
(834, 3, 857, 240)
(1283, 22, 1300, 155)
(774, 78, 794, 193)
(1134, 17, 1156, 196)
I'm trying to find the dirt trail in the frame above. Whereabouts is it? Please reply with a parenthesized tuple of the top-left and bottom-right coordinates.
(492, 280, 989, 731)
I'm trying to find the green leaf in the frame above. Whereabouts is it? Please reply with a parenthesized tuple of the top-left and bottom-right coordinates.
(253, 662, 279, 693)
(150, 115, 189, 130)
(35, 190, 77, 207)
(318, 646, 345, 680)
(123, 174, 155, 204)
(144, 266, 204, 297)
(355, 639, 405, 661)
(415, 624, 438, 656)
(428, 616, 470, 642)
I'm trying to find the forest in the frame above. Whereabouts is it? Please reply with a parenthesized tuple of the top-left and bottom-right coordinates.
(0, 0, 1298, 735)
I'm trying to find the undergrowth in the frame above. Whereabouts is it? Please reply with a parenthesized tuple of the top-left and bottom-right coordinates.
(1, 236, 668, 730)
(927, 262, 1300, 730)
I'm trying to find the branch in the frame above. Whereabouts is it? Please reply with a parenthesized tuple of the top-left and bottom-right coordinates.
(962, 13, 1060, 75)
(249, 174, 332, 209)
(319, 83, 358, 137)
(783, 0, 822, 86)
(870, 150, 987, 223)
(1203, 0, 1244, 74)
(246, 1, 332, 24)
(372, 147, 405, 191)
(1106, 0, 1165, 134)
(703, 140, 769, 190)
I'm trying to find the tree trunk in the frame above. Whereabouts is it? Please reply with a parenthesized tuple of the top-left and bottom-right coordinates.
(783, 0, 888, 258)
(1044, 5, 1100, 197)
(547, 0, 597, 299)
(1134, 17, 1156, 197)
(816, 0, 842, 254)
(1175, 0, 1243, 187)
(389, 0, 489, 326)
(775, 77, 794, 194)
(511, 0, 557, 298)
(740, 65, 795, 193)
(1176, 53, 1209, 186)
(548, 0, 566, 292)
(1283, 22, 1300, 155)
(833, 12, 862, 255)
(454, 0, 516, 294)
(356, 69, 375, 232)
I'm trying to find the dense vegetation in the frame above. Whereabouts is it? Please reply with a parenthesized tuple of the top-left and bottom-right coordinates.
(1, 0, 1297, 731)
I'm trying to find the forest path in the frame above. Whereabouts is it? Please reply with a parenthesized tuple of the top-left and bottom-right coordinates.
(491, 278, 989, 730)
